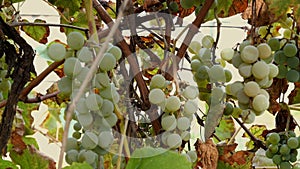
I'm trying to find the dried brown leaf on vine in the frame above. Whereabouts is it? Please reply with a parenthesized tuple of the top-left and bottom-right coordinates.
(219, 0, 248, 18)
(288, 82, 300, 104)
(194, 139, 218, 169)
(268, 78, 289, 114)
(167, 0, 195, 18)
(11, 126, 27, 154)
(275, 103, 296, 132)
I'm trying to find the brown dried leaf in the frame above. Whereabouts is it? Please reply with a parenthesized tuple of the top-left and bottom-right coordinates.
(219, 0, 248, 18)
(195, 139, 218, 169)
(268, 78, 289, 114)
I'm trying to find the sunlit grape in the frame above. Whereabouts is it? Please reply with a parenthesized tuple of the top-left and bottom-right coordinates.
(252, 94, 269, 112)
(202, 35, 214, 48)
(252, 61, 270, 79)
(161, 115, 177, 131)
(47, 43, 66, 61)
(166, 133, 182, 149)
(149, 88, 165, 105)
(63, 57, 82, 77)
(165, 96, 181, 112)
(244, 81, 260, 97)
(221, 48, 234, 61)
(241, 45, 259, 63)
(150, 74, 166, 89)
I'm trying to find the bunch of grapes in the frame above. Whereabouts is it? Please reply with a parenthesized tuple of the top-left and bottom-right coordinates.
(48, 31, 123, 167)
(265, 131, 300, 169)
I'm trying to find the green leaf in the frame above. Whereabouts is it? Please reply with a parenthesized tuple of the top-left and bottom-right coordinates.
(242, 125, 267, 150)
(214, 116, 235, 142)
(49, 0, 82, 16)
(22, 136, 39, 150)
(204, 103, 225, 140)
(126, 147, 192, 169)
(63, 162, 93, 169)
(0, 158, 18, 169)
(265, 0, 291, 20)
(60, 11, 88, 35)
(204, 0, 233, 21)
(18, 102, 39, 135)
(21, 19, 50, 44)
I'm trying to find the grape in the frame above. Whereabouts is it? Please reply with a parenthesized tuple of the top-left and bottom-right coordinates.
(180, 131, 191, 141)
(166, 133, 182, 149)
(66, 137, 78, 152)
(268, 38, 280, 51)
(77, 112, 93, 128)
(241, 109, 255, 124)
(279, 144, 291, 155)
(195, 65, 209, 81)
(100, 83, 118, 101)
(107, 45, 122, 61)
(277, 65, 288, 79)
(268, 63, 279, 78)
(99, 53, 117, 71)
(280, 162, 292, 169)
(191, 59, 202, 71)
(180, 0, 194, 9)
(268, 144, 279, 153)
(169, 1, 179, 12)
(257, 43, 272, 59)
(58, 76, 72, 95)
(188, 41, 201, 54)
(65, 150, 79, 164)
(73, 122, 82, 131)
(229, 81, 244, 97)
(198, 48, 211, 62)
(94, 72, 110, 88)
(231, 52, 243, 68)
(77, 47, 93, 63)
(265, 149, 275, 158)
(183, 100, 197, 115)
(283, 29, 292, 39)
(101, 99, 114, 117)
(272, 154, 282, 165)
(72, 131, 81, 139)
(81, 131, 98, 149)
(208, 65, 226, 83)
(241, 45, 259, 63)
(267, 133, 280, 145)
(47, 43, 66, 61)
(104, 113, 118, 127)
(238, 63, 252, 78)
(161, 115, 177, 131)
(224, 69, 232, 82)
(259, 89, 270, 100)
(244, 81, 260, 97)
(223, 102, 234, 115)
(177, 117, 190, 131)
(165, 96, 181, 112)
(274, 50, 287, 65)
(287, 57, 300, 69)
(236, 89, 250, 104)
(64, 57, 82, 77)
(98, 131, 114, 149)
(252, 61, 270, 79)
(67, 32, 85, 50)
(286, 69, 299, 82)
(161, 131, 171, 145)
(287, 137, 299, 149)
(252, 94, 269, 112)
(221, 48, 234, 61)
(202, 35, 214, 48)
(187, 150, 197, 163)
(182, 86, 199, 100)
(256, 76, 269, 88)
(283, 43, 298, 57)
(83, 150, 97, 165)
(150, 74, 166, 89)
(85, 93, 103, 111)
(149, 88, 165, 105)
(258, 26, 268, 37)
(75, 67, 89, 83)
(239, 40, 251, 52)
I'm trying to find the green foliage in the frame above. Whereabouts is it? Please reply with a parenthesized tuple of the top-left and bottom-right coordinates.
(62, 162, 93, 169)
(214, 116, 235, 142)
(17, 102, 38, 135)
(0, 158, 18, 169)
(20, 19, 50, 44)
(243, 125, 267, 150)
(49, 0, 82, 16)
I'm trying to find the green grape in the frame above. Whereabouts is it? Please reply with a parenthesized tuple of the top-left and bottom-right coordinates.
(104, 113, 118, 127)
(281, 17, 293, 29)
(77, 47, 93, 63)
(77, 112, 93, 128)
(72, 131, 81, 139)
(231, 52, 243, 68)
(252, 94, 269, 112)
(101, 99, 114, 117)
(47, 43, 66, 61)
(272, 154, 282, 165)
(202, 35, 214, 48)
(165, 96, 181, 112)
(286, 69, 299, 82)
(257, 43, 272, 59)
(166, 133, 182, 149)
(287, 137, 299, 149)
(288, 131, 296, 137)
(76, 67, 89, 83)
(149, 88, 165, 105)
(287, 57, 300, 69)
(58, 76, 72, 95)
(83, 150, 97, 165)
(238, 63, 252, 78)
(188, 41, 201, 54)
(85, 93, 103, 111)
(208, 65, 226, 83)
(280, 144, 291, 155)
(183, 100, 197, 115)
(267, 133, 280, 145)
(161, 131, 171, 145)
(182, 86, 199, 100)
(283, 29, 292, 39)
(94, 72, 110, 88)
(67, 31, 85, 50)
(100, 83, 118, 102)
(195, 65, 209, 81)
(259, 89, 270, 100)
(177, 117, 190, 131)
(223, 102, 234, 115)
(277, 65, 288, 79)
(180, 0, 195, 9)
(256, 76, 269, 88)
(229, 81, 244, 97)
(268, 38, 280, 51)
(198, 48, 211, 62)
(258, 26, 268, 37)
(81, 131, 98, 149)
(65, 150, 78, 164)
(244, 81, 260, 97)
(268, 144, 279, 153)
(241, 109, 255, 124)
(239, 40, 251, 52)
(252, 61, 270, 80)
(150, 74, 166, 89)
(187, 150, 197, 163)
(180, 130, 191, 141)
(274, 50, 287, 65)
(283, 43, 298, 57)
(224, 69, 232, 82)
(221, 48, 234, 61)
(169, 1, 179, 12)
(73, 122, 82, 131)
(241, 45, 259, 63)
(99, 53, 117, 71)
(107, 45, 122, 61)
(269, 63, 279, 78)
(191, 59, 202, 72)
(161, 115, 177, 131)
(66, 137, 78, 152)
(265, 149, 275, 158)
(237, 89, 250, 104)
(98, 131, 114, 149)
(63, 57, 82, 77)
(0, 79, 11, 92)
(75, 98, 89, 114)
(280, 162, 292, 169)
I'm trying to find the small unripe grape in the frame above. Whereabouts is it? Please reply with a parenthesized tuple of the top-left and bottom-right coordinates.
(63, 57, 82, 77)
(65, 149, 79, 164)
(244, 81, 260, 97)
(150, 74, 166, 89)
(67, 32, 85, 50)
(268, 38, 280, 51)
(224, 69, 232, 82)
(72, 131, 81, 139)
(267, 133, 280, 145)
(165, 96, 181, 112)
(286, 69, 299, 82)
(287, 57, 300, 69)
(99, 53, 116, 71)
(283, 43, 298, 57)
(48, 43, 66, 61)
(149, 88, 165, 105)
(101, 99, 114, 117)
(223, 102, 234, 115)
(252, 94, 269, 112)
(58, 77, 72, 95)
(161, 115, 177, 131)
(73, 122, 82, 131)
(287, 137, 299, 149)
(241, 45, 259, 63)
(107, 45, 122, 61)
(81, 131, 98, 149)
(166, 133, 182, 149)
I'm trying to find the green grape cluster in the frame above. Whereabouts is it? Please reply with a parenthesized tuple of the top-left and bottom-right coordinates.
(265, 131, 300, 169)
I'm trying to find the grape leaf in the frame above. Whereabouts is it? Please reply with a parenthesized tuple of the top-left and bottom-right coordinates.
(242, 125, 267, 150)
(0, 158, 18, 169)
(218, 0, 248, 18)
(288, 82, 300, 104)
(21, 19, 50, 44)
(214, 116, 235, 142)
(60, 11, 88, 35)
(126, 147, 192, 169)
(204, 103, 225, 141)
(63, 162, 93, 169)
(18, 102, 38, 135)
(49, 0, 82, 16)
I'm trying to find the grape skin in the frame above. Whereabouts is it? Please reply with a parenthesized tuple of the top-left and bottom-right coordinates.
(149, 88, 165, 105)
(77, 47, 93, 63)
(238, 63, 252, 78)
(177, 117, 190, 131)
(188, 41, 201, 54)
(85, 93, 103, 111)
(81, 131, 98, 149)
(283, 43, 298, 57)
(252, 94, 269, 112)
(48, 43, 66, 61)
(182, 86, 199, 100)
(220, 48, 234, 61)
(166, 133, 182, 149)
(268, 38, 280, 51)
(165, 96, 181, 112)
(67, 32, 85, 50)
(107, 45, 122, 61)
(63, 57, 82, 77)
(241, 45, 259, 63)
(98, 131, 114, 149)
(150, 74, 166, 89)
(244, 81, 260, 97)
(257, 43, 272, 59)
(161, 115, 177, 131)
(252, 61, 270, 80)
(99, 53, 117, 71)
(208, 65, 226, 83)
(202, 35, 214, 48)
(286, 69, 299, 82)
(183, 100, 197, 115)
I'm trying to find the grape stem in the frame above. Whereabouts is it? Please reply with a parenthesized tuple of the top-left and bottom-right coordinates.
(211, 7, 221, 65)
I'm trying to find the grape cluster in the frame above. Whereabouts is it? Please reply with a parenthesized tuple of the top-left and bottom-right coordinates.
(50, 31, 122, 167)
(265, 131, 300, 169)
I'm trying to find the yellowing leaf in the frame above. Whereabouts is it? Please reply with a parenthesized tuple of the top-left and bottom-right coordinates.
(21, 19, 50, 44)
